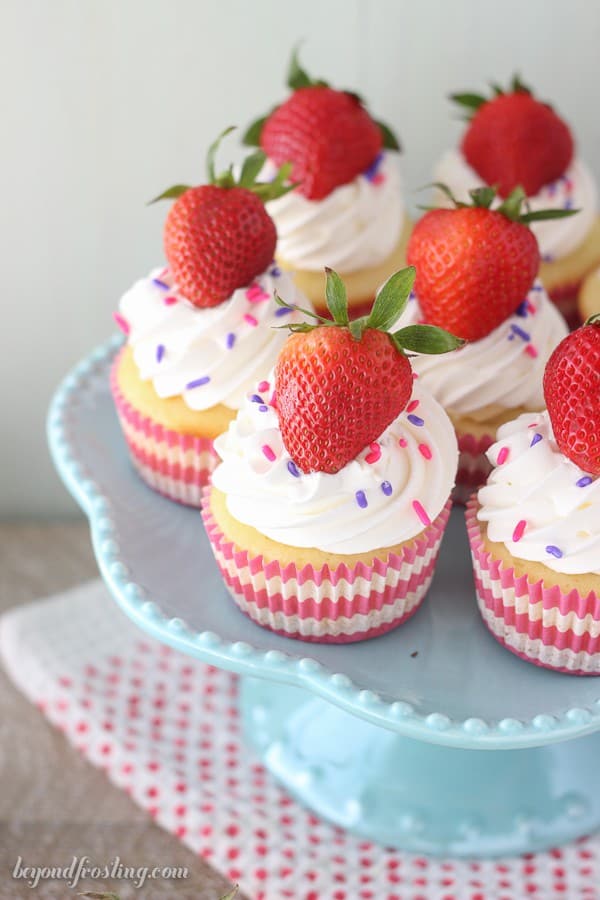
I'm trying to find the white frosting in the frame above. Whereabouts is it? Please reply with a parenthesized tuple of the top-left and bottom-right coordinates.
(119, 266, 308, 411)
(477, 410, 600, 576)
(211, 380, 457, 555)
(264, 152, 405, 272)
(433, 150, 597, 260)
(394, 281, 568, 420)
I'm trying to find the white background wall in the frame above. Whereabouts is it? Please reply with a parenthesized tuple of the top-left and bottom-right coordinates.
(3, 0, 600, 517)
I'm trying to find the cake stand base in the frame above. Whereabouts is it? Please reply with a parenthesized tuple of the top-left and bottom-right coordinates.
(240, 677, 600, 857)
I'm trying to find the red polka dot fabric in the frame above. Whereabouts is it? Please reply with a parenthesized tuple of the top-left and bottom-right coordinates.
(1, 581, 599, 899)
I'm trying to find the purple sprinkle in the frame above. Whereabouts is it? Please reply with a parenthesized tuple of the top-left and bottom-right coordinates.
(407, 414, 424, 427)
(275, 307, 293, 317)
(363, 152, 384, 182)
(515, 300, 529, 318)
(381, 481, 393, 496)
(270, 266, 282, 277)
(226, 332, 236, 349)
(530, 433, 543, 447)
(510, 324, 531, 342)
(186, 376, 210, 390)
(508, 333, 515, 341)
(156, 344, 165, 363)
(532, 283, 544, 292)
(250, 394, 263, 403)
(409, 290, 416, 302)
(287, 460, 300, 478)
(258, 404, 269, 412)
(152, 278, 169, 290)
(564, 198, 574, 210)
(542, 253, 554, 263)
(356, 490, 368, 509)
(577, 475, 593, 488)
(546, 545, 563, 559)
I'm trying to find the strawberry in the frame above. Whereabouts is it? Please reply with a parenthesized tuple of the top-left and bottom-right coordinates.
(543, 315, 600, 475)
(243, 48, 400, 201)
(452, 76, 574, 198)
(274, 267, 463, 474)
(151, 128, 294, 307)
(407, 185, 575, 342)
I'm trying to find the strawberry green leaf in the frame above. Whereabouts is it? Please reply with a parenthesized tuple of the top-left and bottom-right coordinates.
(367, 266, 415, 332)
(148, 184, 191, 204)
(375, 119, 401, 151)
(349, 316, 368, 341)
(489, 81, 505, 96)
(207, 125, 237, 184)
(496, 185, 527, 221)
(287, 44, 313, 90)
(520, 207, 579, 222)
(586, 313, 600, 325)
(240, 150, 267, 188)
(422, 182, 465, 209)
(252, 162, 301, 202)
(511, 73, 531, 94)
(242, 114, 268, 146)
(468, 185, 497, 209)
(274, 292, 329, 323)
(392, 324, 465, 354)
(450, 92, 487, 111)
(324, 267, 349, 325)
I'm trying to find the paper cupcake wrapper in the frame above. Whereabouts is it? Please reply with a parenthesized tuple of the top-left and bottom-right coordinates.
(453, 431, 495, 506)
(110, 353, 219, 508)
(466, 496, 600, 675)
(201, 488, 452, 644)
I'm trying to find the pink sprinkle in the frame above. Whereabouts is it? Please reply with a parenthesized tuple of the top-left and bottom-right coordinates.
(418, 443, 432, 460)
(365, 442, 382, 464)
(512, 519, 527, 542)
(412, 372, 419, 380)
(113, 312, 130, 335)
(159, 267, 169, 279)
(164, 295, 178, 306)
(412, 500, 431, 527)
(528, 423, 539, 428)
(371, 172, 386, 186)
(244, 313, 258, 327)
(525, 344, 538, 358)
(497, 446, 510, 465)
(246, 283, 270, 303)
(258, 380, 270, 393)
(407, 399, 420, 413)
(261, 444, 276, 462)
(526, 300, 536, 314)
(398, 437, 408, 448)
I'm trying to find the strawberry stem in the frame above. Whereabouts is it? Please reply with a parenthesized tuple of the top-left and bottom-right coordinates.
(421, 183, 579, 225)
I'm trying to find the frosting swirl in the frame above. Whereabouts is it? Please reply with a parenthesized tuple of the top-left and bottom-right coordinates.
(394, 281, 567, 420)
(477, 410, 600, 575)
(119, 266, 308, 411)
(212, 381, 457, 554)
(264, 152, 405, 272)
(433, 150, 598, 261)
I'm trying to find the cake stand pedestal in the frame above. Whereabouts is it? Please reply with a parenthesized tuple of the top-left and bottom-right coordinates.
(47, 338, 600, 857)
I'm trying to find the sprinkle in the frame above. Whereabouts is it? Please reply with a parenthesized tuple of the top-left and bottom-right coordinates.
(365, 442, 382, 464)
(164, 295, 178, 306)
(152, 278, 169, 290)
(542, 253, 554, 263)
(270, 266, 282, 277)
(531, 283, 544, 292)
(546, 545, 563, 559)
(262, 444, 276, 462)
(356, 490, 368, 509)
(515, 300, 529, 317)
(525, 344, 538, 358)
(407, 414, 424, 427)
(225, 332, 236, 349)
(363, 152, 384, 182)
(530, 433, 542, 447)
(528, 422, 539, 428)
(275, 306, 293, 317)
(156, 344, 165, 363)
(250, 394, 263, 403)
(510, 324, 531, 342)
(244, 313, 258, 327)
(287, 460, 300, 477)
(577, 475, 593, 488)
(418, 443, 432, 460)
(186, 376, 210, 390)
(412, 372, 419, 380)
(406, 399, 420, 413)
(258, 381, 270, 392)
(246, 282, 270, 303)
(381, 481, 393, 496)
(398, 437, 408, 448)
(412, 500, 431, 526)
(113, 312, 130, 335)
(258, 405, 269, 412)
(409, 290, 416, 302)
(497, 446, 510, 465)
(512, 519, 527, 542)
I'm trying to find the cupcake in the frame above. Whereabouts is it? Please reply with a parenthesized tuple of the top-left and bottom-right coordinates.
(467, 316, 600, 674)
(243, 48, 410, 318)
(403, 186, 568, 503)
(578, 265, 600, 321)
(434, 77, 600, 323)
(112, 132, 309, 506)
(202, 266, 461, 643)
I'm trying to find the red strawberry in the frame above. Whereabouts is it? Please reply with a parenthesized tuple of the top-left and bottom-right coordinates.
(543, 315, 600, 475)
(151, 128, 294, 308)
(407, 185, 574, 341)
(452, 77, 574, 198)
(244, 48, 399, 201)
(274, 266, 462, 474)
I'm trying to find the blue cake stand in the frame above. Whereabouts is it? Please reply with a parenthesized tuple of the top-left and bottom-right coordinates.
(48, 337, 600, 858)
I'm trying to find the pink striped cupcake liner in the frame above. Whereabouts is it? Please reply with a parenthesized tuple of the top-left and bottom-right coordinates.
(453, 431, 495, 505)
(201, 488, 452, 643)
(110, 353, 219, 507)
(466, 496, 600, 675)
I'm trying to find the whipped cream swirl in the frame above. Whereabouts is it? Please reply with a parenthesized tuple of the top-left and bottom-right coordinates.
(119, 266, 308, 411)
(264, 151, 405, 272)
(394, 281, 568, 420)
(212, 381, 457, 555)
(478, 411, 600, 575)
(434, 150, 598, 261)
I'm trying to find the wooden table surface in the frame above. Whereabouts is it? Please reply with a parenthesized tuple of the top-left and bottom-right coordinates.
(0, 522, 239, 899)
